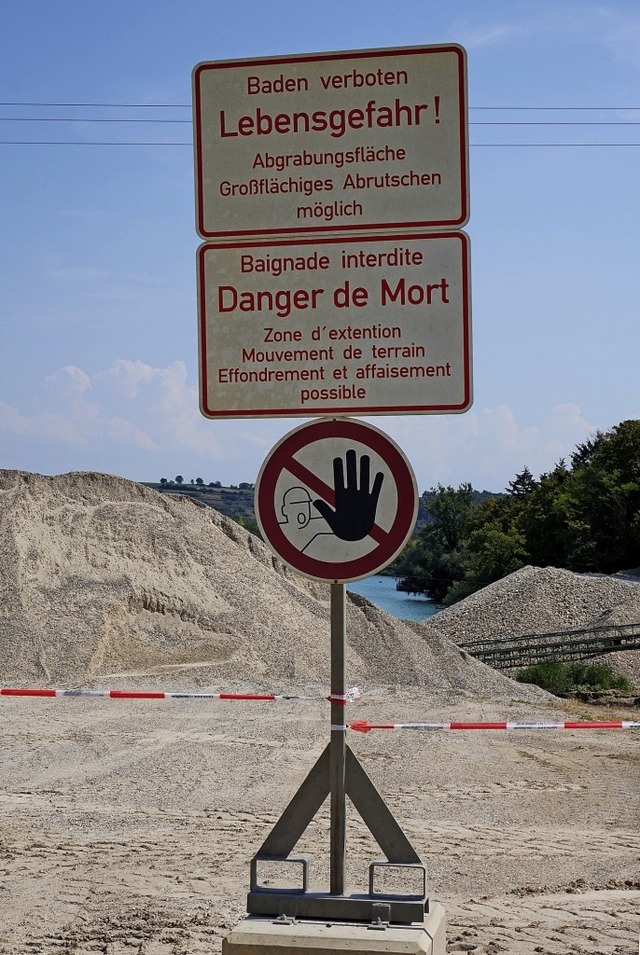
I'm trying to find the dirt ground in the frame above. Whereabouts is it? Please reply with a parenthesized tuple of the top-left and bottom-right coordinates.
(1, 685, 638, 955)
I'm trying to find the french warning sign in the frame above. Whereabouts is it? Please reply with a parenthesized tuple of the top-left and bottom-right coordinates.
(193, 44, 468, 239)
(197, 230, 471, 419)
(255, 418, 418, 582)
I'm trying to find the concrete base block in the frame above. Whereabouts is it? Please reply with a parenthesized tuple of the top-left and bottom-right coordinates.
(222, 903, 446, 955)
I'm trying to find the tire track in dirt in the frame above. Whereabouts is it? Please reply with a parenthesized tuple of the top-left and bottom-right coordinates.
(446, 888, 640, 955)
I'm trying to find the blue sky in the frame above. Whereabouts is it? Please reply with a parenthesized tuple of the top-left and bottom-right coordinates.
(1, 0, 639, 493)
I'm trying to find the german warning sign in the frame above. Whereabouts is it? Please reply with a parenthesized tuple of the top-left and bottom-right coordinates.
(255, 418, 418, 582)
(193, 44, 468, 239)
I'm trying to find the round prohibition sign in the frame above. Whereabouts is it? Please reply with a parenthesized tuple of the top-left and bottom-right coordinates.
(255, 418, 418, 583)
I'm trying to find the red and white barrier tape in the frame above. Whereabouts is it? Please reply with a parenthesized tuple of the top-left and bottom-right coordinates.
(0, 686, 362, 703)
(2, 690, 635, 731)
(349, 719, 640, 733)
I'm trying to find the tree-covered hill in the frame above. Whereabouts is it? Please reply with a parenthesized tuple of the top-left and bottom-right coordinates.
(143, 479, 259, 533)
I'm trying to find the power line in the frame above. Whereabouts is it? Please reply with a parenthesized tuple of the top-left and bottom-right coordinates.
(471, 122, 640, 126)
(2, 140, 640, 146)
(471, 105, 640, 110)
(0, 117, 192, 123)
(0, 140, 191, 146)
(2, 104, 640, 145)
(472, 142, 640, 146)
(2, 101, 640, 110)
(2, 117, 640, 126)
(2, 103, 639, 145)
(0, 102, 189, 108)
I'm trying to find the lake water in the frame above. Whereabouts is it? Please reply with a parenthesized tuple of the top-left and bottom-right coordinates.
(347, 575, 440, 622)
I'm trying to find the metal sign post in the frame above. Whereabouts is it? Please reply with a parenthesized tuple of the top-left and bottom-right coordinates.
(330, 582, 347, 895)
(247, 419, 427, 922)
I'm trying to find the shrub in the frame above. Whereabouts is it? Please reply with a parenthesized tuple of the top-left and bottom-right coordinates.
(516, 660, 633, 696)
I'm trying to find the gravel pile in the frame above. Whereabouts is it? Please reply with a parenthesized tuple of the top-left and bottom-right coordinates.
(4, 470, 636, 697)
(420, 565, 640, 642)
(418, 565, 640, 686)
(0, 469, 541, 702)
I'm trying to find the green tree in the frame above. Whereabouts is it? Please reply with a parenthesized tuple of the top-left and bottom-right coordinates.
(527, 421, 640, 573)
(391, 419, 640, 606)
(517, 461, 571, 567)
(427, 483, 475, 548)
(393, 484, 474, 603)
(446, 504, 528, 604)
(506, 465, 537, 497)
(570, 431, 605, 469)
(566, 424, 640, 571)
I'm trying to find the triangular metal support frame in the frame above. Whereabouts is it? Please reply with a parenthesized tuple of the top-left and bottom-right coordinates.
(247, 742, 426, 923)
(246, 583, 426, 923)
(253, 742, 420, 863)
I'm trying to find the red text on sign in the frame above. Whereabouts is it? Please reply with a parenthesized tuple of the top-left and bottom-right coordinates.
(218, 285, 325, 319)
(218, 99, 432, 140)
(380, 277, 450, 306)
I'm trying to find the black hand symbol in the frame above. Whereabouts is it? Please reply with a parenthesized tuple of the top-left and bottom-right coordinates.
(313, 449, 384, 541)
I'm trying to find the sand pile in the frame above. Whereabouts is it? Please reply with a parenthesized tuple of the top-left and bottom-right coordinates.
(0, 469, 536, 700)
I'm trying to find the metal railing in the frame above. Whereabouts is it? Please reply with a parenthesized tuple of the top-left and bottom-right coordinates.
(458, 621, 640, 670)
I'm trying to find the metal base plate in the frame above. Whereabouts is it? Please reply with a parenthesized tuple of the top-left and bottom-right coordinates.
(247, 890, 427, 924)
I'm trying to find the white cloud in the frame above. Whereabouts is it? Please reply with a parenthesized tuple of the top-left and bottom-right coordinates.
(0, 360, 604, 490)
(375, 403, 597, 492)
(457, 23, 514, 50)
(44, 365, 92, 396)
(0, 398, 91, 446)
(0, 400, 29, 435)
(104, 416, 158, 450)
(457, 4, 640, 56)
